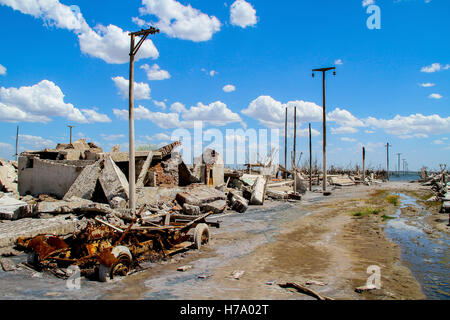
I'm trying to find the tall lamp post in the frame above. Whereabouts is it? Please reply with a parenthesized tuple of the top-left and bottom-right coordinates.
(128, 27, 159, 214)
(312, 67, 336, 193)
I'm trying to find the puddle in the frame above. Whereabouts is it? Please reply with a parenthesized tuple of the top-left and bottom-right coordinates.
(384, 193, 450, 299)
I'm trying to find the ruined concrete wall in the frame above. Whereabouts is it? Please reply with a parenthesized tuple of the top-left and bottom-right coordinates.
(18, 157, 87, 198)
(150, 162, 179, 186)
(212, 163, 224, 187)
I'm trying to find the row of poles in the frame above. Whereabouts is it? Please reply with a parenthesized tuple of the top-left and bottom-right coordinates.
(123, 27, 410, 213)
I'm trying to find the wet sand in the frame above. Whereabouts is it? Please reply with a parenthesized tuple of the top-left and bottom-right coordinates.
(1, 181, 446, 300)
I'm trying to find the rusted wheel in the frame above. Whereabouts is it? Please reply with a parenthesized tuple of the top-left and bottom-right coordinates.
(193, 223, 210, 250)
(98, 246, 132, 282)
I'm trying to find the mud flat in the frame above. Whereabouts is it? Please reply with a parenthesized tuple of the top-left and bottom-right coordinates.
(1, 181, 446, 300)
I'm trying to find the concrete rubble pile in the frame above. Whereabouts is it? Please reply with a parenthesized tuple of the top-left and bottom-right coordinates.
(0, 159, 18, 194)
(420, 166, 449, 213)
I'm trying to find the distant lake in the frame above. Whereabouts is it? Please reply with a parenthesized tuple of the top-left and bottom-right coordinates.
(389, 172, 421, 181)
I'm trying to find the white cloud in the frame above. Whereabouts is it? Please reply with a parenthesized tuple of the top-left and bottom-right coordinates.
(433, 139, 444, 145)
(182, 101, 244, 126)
(19, 134, 55, 149)
(170, 102, 186, 113)
(145, 133, 171, 141)
(1, 0, 158, 64)
(0, 80, 108, 123)
(101, 134, 125, 141)
(331, 126, 359, 134)
(139, 0, 221, 42)
(362, 0, 375, 7)
(209, 70, 218, 77)
(141, 63, 171, 80)
(419, 83, 435, 87)
(0, 0, 89, 31)
(114, 101, 243, 128)
(421, 63, 450, 73)
(366, 114, 450, 136)
(112, 76, 150, 100)
(334, 59, 343, 65)
(429, 93, 442, 99)
(327, 108, 365, 127)
(0, 142, 13, 150)
(132, 16, 147, 27)
(223, 84, 236, 93)
(341, 137, 356, 142)
(242, 96, 323, 128)
(81, 109, 111, 123)
(230, 0, 257, 28)
(153, 100, 166, 109)
(114, 105, 183, 129)
(78, 24, 158, 64)
(357, 142, 383, 152)
(0, 64, 6, 75)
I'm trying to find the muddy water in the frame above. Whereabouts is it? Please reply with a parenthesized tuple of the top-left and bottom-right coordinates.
(384, 194, 450, 299)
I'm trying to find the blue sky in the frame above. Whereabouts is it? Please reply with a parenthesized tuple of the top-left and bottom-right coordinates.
(0, 0, 449, 171)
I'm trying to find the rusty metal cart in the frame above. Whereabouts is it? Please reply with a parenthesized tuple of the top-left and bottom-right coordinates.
(16, 212, 219, 282)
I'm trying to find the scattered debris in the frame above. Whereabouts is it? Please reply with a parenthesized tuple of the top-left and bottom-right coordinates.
(0, 257, 16, 272)
(305, 279, 327, 286)
(177, 265, 193, 272)
(279, 282, 334, 300)
(355, 284, 378, 293)
(231, 270, 245, 280)
(0, 195, 35, 220)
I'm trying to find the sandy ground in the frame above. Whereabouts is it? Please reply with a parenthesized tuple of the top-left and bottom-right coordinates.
(2, 181, 446, 300)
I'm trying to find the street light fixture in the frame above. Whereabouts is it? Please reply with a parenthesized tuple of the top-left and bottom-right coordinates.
(128, 27, 159, 215)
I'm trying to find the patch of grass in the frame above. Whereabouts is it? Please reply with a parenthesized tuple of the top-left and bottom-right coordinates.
(385, 195, 400, 206)
(352, 207, 383, 217)
(370, 189, 387, 197)
(381, 214, 396, 221)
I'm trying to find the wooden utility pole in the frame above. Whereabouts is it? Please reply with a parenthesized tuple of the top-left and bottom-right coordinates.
(312, 67, 336, 192)
(309, 123, 312, 191)
(128, 27, 159, 214)
(293, 106, 297, 168)
(15, 125, 19, 162)
(362, 146, 366, 183)
(67, 125, 74, 144)
(386, 143, 390, 181)
(284, 107, 287, 180)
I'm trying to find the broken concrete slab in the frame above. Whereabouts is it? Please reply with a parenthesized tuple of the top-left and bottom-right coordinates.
(176, 187, 226, 207)
(250, 176, 267, 205)
(0, 196, 35, 220)
(266, 190, 288, 200)
(329, 175, 355, 186)
(202, 200, 227, 214)
(37, 197, 93, 214)
(110, 197, 127, 210)
(63, 159, 104, 200)
(99, 155, 129, 204)
(228, 191, 248, 213)
(0, 214, 77, 249)
(183, 203, 201, 216)
(295, 172, 308, 195)
(0, 257, 16, 272)
(0, 160, 18, 194)
(136, 151, 153, 188)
